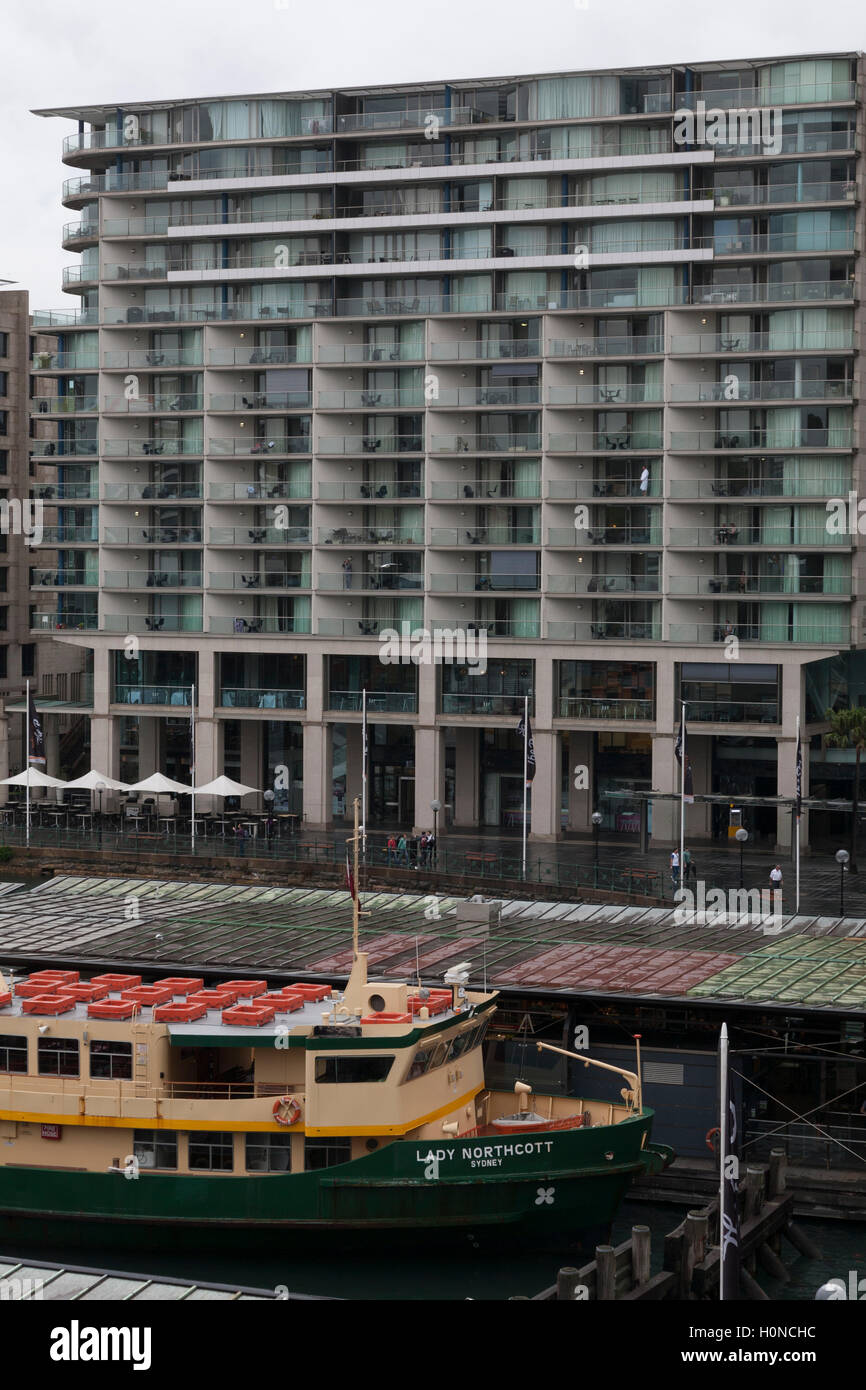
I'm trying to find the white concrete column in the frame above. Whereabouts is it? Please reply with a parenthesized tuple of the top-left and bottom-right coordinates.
(302, 723, 333, 828)
(529, 728, 560, 839)
(413, 724, 443, 834)
(453, 726, 479, 826)
(137, 718, 159, 779)
(777, 661, 806, 851)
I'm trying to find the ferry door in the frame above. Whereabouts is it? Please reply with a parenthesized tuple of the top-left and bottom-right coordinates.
(398, 776, 414, 825)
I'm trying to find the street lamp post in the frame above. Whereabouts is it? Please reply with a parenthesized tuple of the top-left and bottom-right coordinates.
(263, 788, 275, 843)
(430, 800, 441, 866)
(735, 827, 749, 890)
(591, 810, 603, 889)
(95, 779, 107, 851)
(836, 848, 850, 916)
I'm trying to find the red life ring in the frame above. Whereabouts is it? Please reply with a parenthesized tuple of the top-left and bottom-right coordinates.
(706, 1126, 720, 1154)
(273, 1095, 301, 1126)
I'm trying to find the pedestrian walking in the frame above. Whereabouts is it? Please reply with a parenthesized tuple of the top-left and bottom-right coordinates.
(419, 832, 429, 868)
(397, 833, 409, 867)
(670, 848, 680, 888)
(235, 823, 247, 857)
(682, 848, 691, 884)
(769, 863, 783, 890)
(427, 831, 436, 867)
(386, 833, 397, 867)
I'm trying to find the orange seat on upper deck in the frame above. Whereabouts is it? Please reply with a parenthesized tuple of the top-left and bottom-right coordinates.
(219, 979, 268, 997)
(22, 994, 76, 1016)
(121, 985, 174, 1007)
(407, 995, 450, 1016)
(360, 1012, 412, 1025)
(151, 977, 205, 996)
(221, 1003, 276, 1027)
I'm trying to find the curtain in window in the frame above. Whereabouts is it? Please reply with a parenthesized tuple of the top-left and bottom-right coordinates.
(504, 272, 547, 308)
(781, 553, 800, 593)
(823, 554, 848, 594)
(181, 418, 203, 454)
(294, 325, 313, 361)
(259, 101, 287, 138)
(461, 137, 500, 164)
(178, 595, 202, 630)
(298, 551, 311, 588)
(537, 78, 594, 119)
(504, 178, 549, 209)
(508, 599, 540, 637)
(760, 59, 850, 104)
(782, 455, 850, 496)
(762, 506, 793, 544)
(452, 226, 491, 258)
(288, 463, 312, 498)
(828, 406, 851, 447)
(792, 602, 849, 643)
(399, 321, 425, 358)
(637, 266, 676, 306)
(620, 124, 669, 155)
(503, 224, 549, 255)
(759, 603, 789, 641)
(512, 459, 540, 497)
(395, 597, 423, 627)
(547, 125, 595, 157)
(766, 407, 799, 448)
(84, 551, 99, 586)
(292, 596, 311, 630)
(64, 333, 99, 369)
(793, 504, 829, 545)
(590, 219, 676, 254)
(451, 275, 491, 312)
(589, 170, 676, 202)
(648, 507, 662, 544)
(642, 361, 663, 399)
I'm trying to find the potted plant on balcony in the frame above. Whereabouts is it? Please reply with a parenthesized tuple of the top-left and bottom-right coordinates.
(843, 182, 857, 200)
(35, 352, 53, 369)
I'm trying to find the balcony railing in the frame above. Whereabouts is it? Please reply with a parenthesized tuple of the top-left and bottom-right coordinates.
(103, 263, 170, 281)
(317, 435, 423, 454)
(670, 329, 854, 354)
(328, 690, 416, 712)
(208, 572, 308, 590)
(700, 232, 855, 256)
(102, 614, 203, 634)
(546, 384, 662, 405)
(103, 527, 202, 545)
(113, 685, 194, 706)
(34, 526, 99, 544)
(685, 699, 780, 723)
(209, 482, 310, 501)
(430, 339, 540, 361)
(102, 302, 333, 326)
(102, 571, 202, 589)
(548, 336, 664, 358)
(209, 392, 312, 411)
(431, 432, 540, 453)
(549, 526, 659, 546)
(208, 437, 311, 456)
(336, 105, 474, 132)
(219, 688, 306, 709)
(32, 351, 99, 371)
(668, 526, 848, 547)
(668, 620, 849, 645)
(62, 220, 98, 243)
(104, 349, 205, 369)
(31, 570, 97, 587)
(441, 693, 533, 716)
(432, 617, 541, 638)
(31, 309, 99, 327)
(430, 527, 539, 546)
(209, 346, 312, 367)
(547, 478, 662, 499)
(317, 571, 423, 590)
(317, 343, 423, 364)
(32, 610, 98, 631)
(319, 616, 422, 637)
(209, 527, 310, 544)
(317, 389, 424, 409)
(318, 526, 422, 545)
(103, 482, 203, 501)
(674, 80, 856, 108)
(547, 620, 661, 640)
(670, 379, 853, 403)
(102, 394, 203, 413)
(431, 479, 540, 500)
(669, 573, 851, 597)
(430, 572, 539, 592)
(670, 428, 853, 450)
(31, 396, 98, 414)
(430, 386, 541, 407)
(209, 615, 311, 634)
(32, 482, 98, 501)
(101, 439, 203, 457)
(547, 431, 663, 452)
(691, 280, 854, 306)
(712, 180, 853, 206)
(557, 696, 654, 719)
(667, 477, 848, 500)
(547, 574, 660, 594)
(318, 481, 422, 500)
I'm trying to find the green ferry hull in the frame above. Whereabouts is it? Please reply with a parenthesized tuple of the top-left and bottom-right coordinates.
(0, 1110, 672, 1254)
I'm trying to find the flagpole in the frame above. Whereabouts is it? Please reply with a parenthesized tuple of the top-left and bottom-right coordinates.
(679, 701, 686, 892)
(522, 693, 528, 881)
(190, 682, 196, 855)
(361, 687, 367, 857)
(795, 715, 801, 914)
(25, 678, 30, 849)
(719, 1021, 728, 1301)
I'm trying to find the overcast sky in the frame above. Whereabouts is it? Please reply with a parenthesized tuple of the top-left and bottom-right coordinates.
(1, 0, 862, 309)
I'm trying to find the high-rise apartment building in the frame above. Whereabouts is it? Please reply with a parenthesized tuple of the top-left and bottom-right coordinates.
(0, 290, 89, 785)
(30, 53, 864, 846)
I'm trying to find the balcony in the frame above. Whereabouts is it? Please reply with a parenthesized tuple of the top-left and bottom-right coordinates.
(318, 526, 422, 545)
(104, 349, 204, 369)
(438, 618, 540, 638)
(430, 432, 540, 453)
(699, 231, 855, 257)
(209, 392, 312, 411)
(547, 620, 660, 641)
(670, 380, 853, 403)
(319, 616, 421, 637)
(557, 695, 654, 719)
(547, 574, 660, 594)
(670, 428, 853, 450)
(209, 482, 310, 501)
(31, 396, 98, 415)
(209, 527, 310, 545)
(33, 526, 99, 545)
(32, 610, 99, 631)
(103, 483, 203, 501)
(219, 688, 306, 710)
(32, 482, 98, 501)
(547, 430, 663, 452)
(209, 572, 308, 591)
(102, 571, 202, 589)
(712, 180, 854, 207)
(103, 301, 333, 326)
(674, 80, 856, 108)
(317, 571, 422, 591)
(441, 693, 532, 717)
(430, 572, 539, 593)
(430, 386, 541, 408)
(31, 309, 98, 327)
(103, 393, 203, 413)
(668, 620, 849, 646)
(32, 351, 99, 371)
(547, 477, 661, 500)
(430, 527, 539, 546)
(62, 220, 98, 245)
(549, 527, 659, 546)
(317, 389, 424, 409)
(668, 574, 851, 597)
(103, 527, 202, 545)
(317, 343, 424, 364)
(668, 526, 848, 547)
(31, 570, 97, 588)
(209, 615, 311, 634)
(691, 280, 854, 307)
(102, 614, 203, 634)
(667, 476, 848, 500)
(335, 105, 473, 132)
(547, 384, 662, 406)
(209, 346, 312, 367)
(431, 479, 540, 501)
(685, 699, 779, 724)
(548, 336, 664, 358)
(317, 480, 422, 501)
(430, 339, 540, 362)
(328, 690, 416, 712)
(113, 685, 194, 706)
(317, 434, 423, 455)
(208, 437, 311, 456)
(103, 263, 170, 282)
(670, 329, 854, 355)
(101, 439, 203, 458)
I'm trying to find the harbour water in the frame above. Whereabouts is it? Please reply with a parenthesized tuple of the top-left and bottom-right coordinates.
(2, 1202, 863, 1300)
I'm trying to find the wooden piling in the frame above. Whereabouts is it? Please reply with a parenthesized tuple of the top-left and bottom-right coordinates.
(596, 1245, 616, 1301)
(739, 1267, 770, 1301)
(632, 1225, 651, 1288)
(768, 1149, 786, 1197)
(757, 1242, 790, 1282)
(556, 1267, 582, 1301)
(786, 1220, 821, 1260)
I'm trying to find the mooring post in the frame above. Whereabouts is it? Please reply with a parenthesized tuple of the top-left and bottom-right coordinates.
(739, 1267, 770, 1301)
(785, 1221, 821, 1260)
(768, 1149, 786, 1198)
(596, 1245, 616, 1301)
(632, 1225, 651, 1287)
(743, 1166, 765, 1219)
(556, 1267, 582, 1301)
(757, 1242, 790, 1283)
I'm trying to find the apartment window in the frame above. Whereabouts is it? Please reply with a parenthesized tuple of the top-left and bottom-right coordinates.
(188, 1131, 234, 1171)
(38, 1037, 79, 1077)
(0, 333, 8, 358)
(245, 1132, 292, 1172)
(0, 373, 7, 397)
(314, 1055, 394, 1083)
(0, 609, 7, 632)
(0, 413, 7, 436)
(304, 1136, 351, 1171)
(0, 649, 7, 679)
(0, 451, 6, 474)
(21, 644, 34, 677)
(0, 1034, 27, 1073)
(90, 1039, 133, 1080)
(133, 1130, 178, 1170)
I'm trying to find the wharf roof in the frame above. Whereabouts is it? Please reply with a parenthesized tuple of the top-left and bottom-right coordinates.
(2, 876, 866, 1016)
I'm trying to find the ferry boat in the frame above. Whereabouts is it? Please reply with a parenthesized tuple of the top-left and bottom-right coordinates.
(0, 811, 672, 1253)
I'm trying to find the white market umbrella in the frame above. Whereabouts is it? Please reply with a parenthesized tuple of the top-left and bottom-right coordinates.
(0, 769, 67, 788)
(64, 770, 131, 791)
(194, 777, 260, 798)
(127, 773, 192, 795)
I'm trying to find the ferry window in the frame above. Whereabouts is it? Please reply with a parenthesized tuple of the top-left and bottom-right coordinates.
(37, 1037, 79, 1077)
(304, 1136, 351, 1171)
(0, 1034, 27, 1073)
(90, 1039, 133, 1080)
(315, 1056, 394, 1083)
(188, 1131, 234, 1171)
(133, 1130, 177, 1170)
(405, 1048, 431, 1080)
(429, 1041, 449, 1069)
(246, 1132, 292, 1172)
